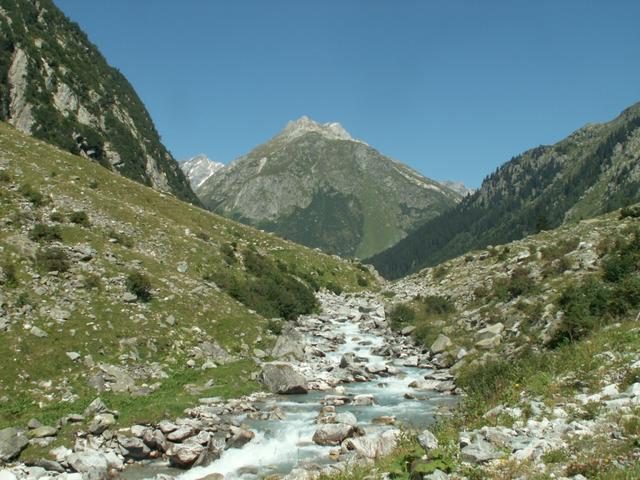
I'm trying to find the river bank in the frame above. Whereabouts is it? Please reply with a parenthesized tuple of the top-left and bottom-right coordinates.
(1, 291, 458, 480)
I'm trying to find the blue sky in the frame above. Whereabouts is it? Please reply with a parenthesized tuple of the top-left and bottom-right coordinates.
(55, 0, 640, 188)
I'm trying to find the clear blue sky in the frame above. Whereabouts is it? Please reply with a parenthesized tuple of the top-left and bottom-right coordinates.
(55, 0, 640, 188)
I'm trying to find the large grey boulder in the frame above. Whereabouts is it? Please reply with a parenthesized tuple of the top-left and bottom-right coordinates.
(317, 411, 357, 427)
(476, 323, 504, 341)
(430, 334, 452, 354)
(0, 428, 29, 461)
(167, 443, 206, 469)
(343, 429, 398, 459)
(312, 423, 357, 446)
(259, 363, 308, 394)
(67, 450, 109, 478)
(271, 330, 305, 360)
(418, 429, 439, 451)
(118, 436, 151, 460)
(461, 437, 504, 463)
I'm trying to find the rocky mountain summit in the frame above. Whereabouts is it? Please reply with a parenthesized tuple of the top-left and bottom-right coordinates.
(180, 154, 224, 189)
(0, 0, 197, 203)
(195, 116, 461, 258)
(371, 101, 640, 278)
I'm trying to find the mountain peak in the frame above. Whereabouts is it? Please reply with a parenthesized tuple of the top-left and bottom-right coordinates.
(180, 154, 224, 189)
(280, 116, 357, 143)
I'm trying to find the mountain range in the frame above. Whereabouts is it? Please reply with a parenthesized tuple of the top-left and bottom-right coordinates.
(369, 102, 640, 278)
(0, 0, 197, 203)
(191, 116, 461, 258)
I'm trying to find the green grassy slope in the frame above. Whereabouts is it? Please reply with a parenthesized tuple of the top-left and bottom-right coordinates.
(0, 122, 376, 439)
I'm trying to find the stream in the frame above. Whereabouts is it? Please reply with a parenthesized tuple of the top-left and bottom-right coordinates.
(125, 293, 457, 480)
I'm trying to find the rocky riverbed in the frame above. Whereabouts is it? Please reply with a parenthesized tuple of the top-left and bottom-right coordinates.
(0, 292, 458, 480)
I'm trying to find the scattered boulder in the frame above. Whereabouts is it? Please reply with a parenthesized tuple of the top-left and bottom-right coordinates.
(28, 426, 57, 439)
(88, 413, 116, 435)
(118, 436, 151, 460)
(227, 426, 255, 448)
(418, 429, 439, 451)
(312, 423, 357, 446)
(167, 443, 205, 469)
(259, 363, 308, 394)
(0, 427, 28, 462)
(271, 330, 305, 360)
(461, 437, 504, 463)
(67, 450, 109, 478)
(430, 334, 452, 354)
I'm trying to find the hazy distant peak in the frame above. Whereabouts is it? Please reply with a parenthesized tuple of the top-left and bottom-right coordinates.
(440, 180, 475, 197)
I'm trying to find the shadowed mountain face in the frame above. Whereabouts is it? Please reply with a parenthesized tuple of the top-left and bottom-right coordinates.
(195, 116, 461, 258)
(369, 102, 640, 279)
(0, 0, 198, 203)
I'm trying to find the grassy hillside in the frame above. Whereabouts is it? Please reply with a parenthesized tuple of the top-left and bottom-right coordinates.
(334, 206, 640, 479)
(0, 122, 376, 447)
(369, 102, 640, 279)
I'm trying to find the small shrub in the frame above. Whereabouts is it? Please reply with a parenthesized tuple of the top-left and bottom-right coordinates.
(389, 303, 416, 329)
(464, 254, 474, 263)
(221, 242, 236, 264)
(36, 247, 70, 273)
(15, 292, 30, 308)
(357, 275, 369, 287)
(619, 205, 640, 219)
(432, 265, 449, 281)
(82, 273, 102, 290)
(0, 170, 11, 182)
(49, 211, 65, 223)
(19, 184, 45, 206)
(88, 179, 99, 189)
(550, 277, 612, 346)
(195, 231, 210, 242)
(422, 295, 456, 315)
(507, 267, 534, 298)
(2, 261, 18, 288)
(325, 282, 343, 295)
(29, 223, 62, 242)
(125, 271, 152, 302)
(267, 319, 283, 335)
(69, 211, 90, 227)
(107, 230, 134, 248)
(381, 291, 396, 298)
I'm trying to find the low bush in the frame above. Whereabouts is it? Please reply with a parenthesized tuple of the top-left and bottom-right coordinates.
(49, 211, 65, 223)
(1, 261, 18, 287)
(107, 230, 134, 248)
(28, 223, 62, 242)
(82, 273, 102, 290)
(125, 271, 152, 301)
(492, 268, 535, 301)
(19, 184, 45, 206)
(389, 303, 416, 329)
(69, 210, 91, 227)
(325, 282, 343, 295)
(267, 319, 283, 335)
(422, 295, 456, 315)
(36, 247, 69, 273)
(619, 205, 640, 219)
(206, 249, 319, 320)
